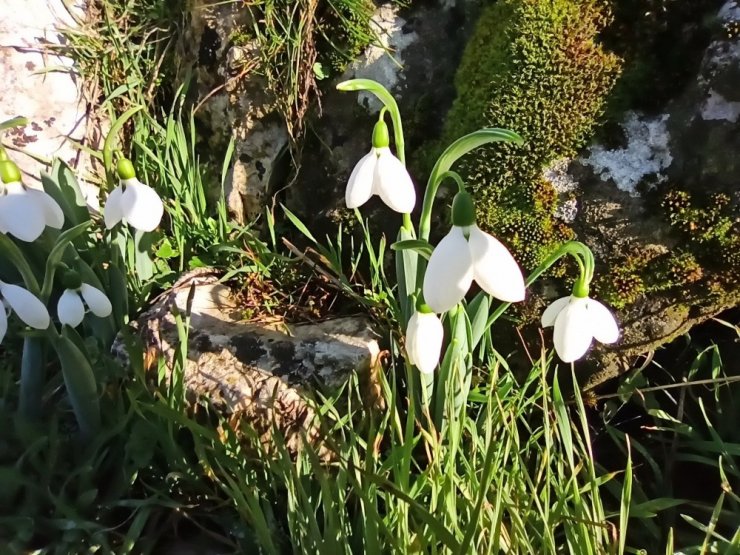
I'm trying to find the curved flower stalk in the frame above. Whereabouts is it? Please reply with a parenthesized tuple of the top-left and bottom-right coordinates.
(104, 158, 164, 232)
(345, 117, 415, 213)
(406, 306, 444, 374)
(0, 159, 64, 242)
(0, 280, 50, 344)
(423, 190, 525, 313)
(57, 271, 113, 328)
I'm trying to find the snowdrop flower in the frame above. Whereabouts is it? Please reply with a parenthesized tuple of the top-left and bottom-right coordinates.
(345, 118, 415, 213)
(104, 158, 164, 232)
(57, 271, 112, 328)
(0, 280, 50, 343)
(541, 291, 619, 363)
(406, 307, 444, 374)
(0, 160, 64, 242)
(423, 191, 525, 313)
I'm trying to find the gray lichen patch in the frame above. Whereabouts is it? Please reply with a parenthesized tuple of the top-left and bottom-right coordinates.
(342, 4, 418, 112)
(580, 112, 673, 196)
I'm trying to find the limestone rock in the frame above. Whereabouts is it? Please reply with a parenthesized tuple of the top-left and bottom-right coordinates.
(0, 0, 99, 210)
(113, 269, 380, 458)
(183, 0, 289, 223)
(553, 0, 740, 387)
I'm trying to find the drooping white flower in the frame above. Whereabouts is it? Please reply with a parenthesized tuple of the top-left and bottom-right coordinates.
(423, 192, 525, 314)
(541, 295, 619, 362)
(345, 119, 415, 213)
(0, 281, 50, 343)
(104, 158, 164, 232)
(57, 283, 113, 328)
(406, 309, 444, 374)
(0, 161, 64, 242)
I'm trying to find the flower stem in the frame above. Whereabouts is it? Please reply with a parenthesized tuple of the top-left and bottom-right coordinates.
(484, 240, 594, 329)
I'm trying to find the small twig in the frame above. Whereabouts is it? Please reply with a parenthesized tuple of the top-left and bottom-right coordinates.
(591, 375, 740, 402)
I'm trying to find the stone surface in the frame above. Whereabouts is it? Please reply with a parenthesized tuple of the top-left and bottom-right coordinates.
(113, 269, 380, 458)
(182, 0, 288, 223)
(551, 0, 740, 387)
(0, 0, 98, 209)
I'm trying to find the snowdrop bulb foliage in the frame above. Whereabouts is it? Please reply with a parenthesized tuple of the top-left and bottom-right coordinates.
(0, 280, 50, 344)
(57, 272, 113, 328)
(0, 160, 64, 242)
(423, 192, 525, 313)
(541, 294, 619, 363)
(345, 119, 415, 213)
(104, 158, 164, 232)
(406, 308, 444, 374)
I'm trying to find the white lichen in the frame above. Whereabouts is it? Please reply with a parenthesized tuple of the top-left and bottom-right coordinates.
(701, 89, 740, 122)
(543, 158, 578, 194)
(554, 199, 578, 224)
(580, 112, 673, 196)
(343, 4, 418, 112)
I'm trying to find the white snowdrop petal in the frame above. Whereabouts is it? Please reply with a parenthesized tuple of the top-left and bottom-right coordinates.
(0, 305, 7, 344)
(120, 179, 164, 232)
(541, 296, 571, 328)
(373, 150, 416, 213)
(104, 185, 125, 229)
(25, 188, 64, 229)
(589, 299, 620, 344)
(423, 226, 474, 313)
(553, 297, 593, 363)
(57, 289, 85, 327)
(0, 184, 46, 242)
(407, 311, 444, 374)
(0, 283, 50, 329)
(79, 283, 113, 318)
(345, 150, 376, 209)
(468, 226, 526, 303)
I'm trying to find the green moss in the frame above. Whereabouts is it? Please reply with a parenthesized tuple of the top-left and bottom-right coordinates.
(662, 190, 740, 281)
(440, 0, 622, 271)
(595, 187, 739, 310)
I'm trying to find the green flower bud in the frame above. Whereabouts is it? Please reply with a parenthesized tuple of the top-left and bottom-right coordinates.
(372, 119, 390, 149)
(0, 148, 8, 162)
(572, 277, 589, 298)
(417, 302, 434, 314)
(451, 191, 476, 227)
(116, 158, 136, 180)
(61, 270, 83, 290)
(0, 160, 22, 184)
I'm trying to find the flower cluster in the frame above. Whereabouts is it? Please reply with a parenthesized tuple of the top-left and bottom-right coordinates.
(343, 108, 619, 375)
(0, 154, 162, 345)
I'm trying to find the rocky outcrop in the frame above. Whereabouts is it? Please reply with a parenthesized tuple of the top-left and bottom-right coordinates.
(182, 1, 288, 223)
(113, 269, 380, 459)
(0, 0, 99, 209)
(553, 0, 740, 387)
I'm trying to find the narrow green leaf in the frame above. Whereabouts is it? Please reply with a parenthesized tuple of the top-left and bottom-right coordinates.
(40, 221, 91, 300)
(54, 331, 101, 439)
(466, 292, 490, 349)
(282, 204, 318, 244)
(391, 238, 433, 260)
(0, 116, 29, 132)
(619, 437, 632, 555)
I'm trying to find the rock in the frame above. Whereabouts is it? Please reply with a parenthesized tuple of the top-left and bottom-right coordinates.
(183, 0, 289, 223)
(552, 0, 740, 388)
(113, 269, 380, 459)
(0, 0, 99, 210)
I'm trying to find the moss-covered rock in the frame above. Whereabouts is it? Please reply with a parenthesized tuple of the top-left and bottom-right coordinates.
(440, 0, 622, 270)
